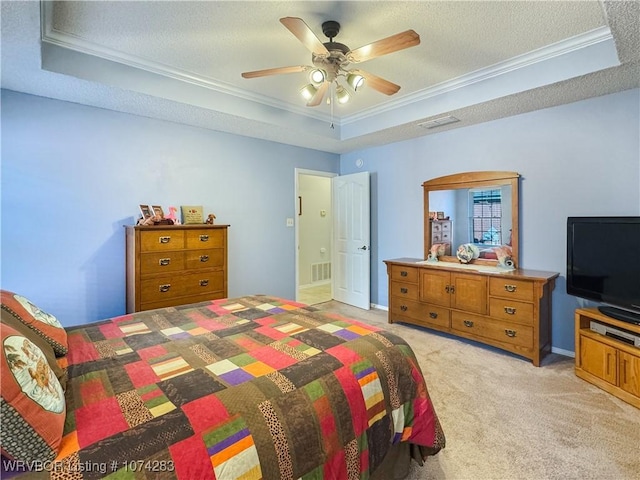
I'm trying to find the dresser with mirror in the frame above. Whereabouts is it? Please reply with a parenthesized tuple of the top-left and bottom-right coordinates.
(384, 171, 559, 366)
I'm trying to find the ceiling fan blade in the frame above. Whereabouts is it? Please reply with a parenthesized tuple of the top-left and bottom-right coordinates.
(307, 81, 329, 107)
(280, 17, 329, 56)
(348, 30, 420, 63)
(352, 69, 401, 95)
(241, 65, 308, 79)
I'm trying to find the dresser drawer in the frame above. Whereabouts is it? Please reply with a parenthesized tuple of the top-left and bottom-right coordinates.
(140, 230, 185, 252)
(391, 298, 450, 328)
(140, 252, 185, 274)
(140, 271, 225, 304)
(451, 311, 533, 348)
(390, 281, 419, 300)
(185, 229, 225, 249)
(140, 275, 188, 302)
(185, 248, 225, 269)
(432, 232, 451, 243)
(182, 270, 225, 295)
(489, 297, 534, 325)
(489, 278, 534, 302)
(390, 265, 419, 283)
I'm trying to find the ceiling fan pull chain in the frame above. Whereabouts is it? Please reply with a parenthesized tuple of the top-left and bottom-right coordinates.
(330, 82, 335, 129)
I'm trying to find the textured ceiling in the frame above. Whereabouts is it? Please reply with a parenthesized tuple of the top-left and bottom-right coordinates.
(1, 1, 639, 154)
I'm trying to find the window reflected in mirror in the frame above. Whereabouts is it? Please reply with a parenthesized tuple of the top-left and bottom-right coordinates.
(470, 188, 502, 246)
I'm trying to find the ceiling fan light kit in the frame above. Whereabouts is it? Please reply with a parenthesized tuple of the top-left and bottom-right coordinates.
(347, 73, 365, 92)
(309, 69, 326, 84)
(300, 84, 318, 101)
(242, 17, 420, 108)
(336, 85, 351, 104)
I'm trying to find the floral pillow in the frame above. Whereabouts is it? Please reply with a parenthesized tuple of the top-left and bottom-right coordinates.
(0, 310, 67, 392)
(0, 290, 68, 356)
(0, 323, 66, 463)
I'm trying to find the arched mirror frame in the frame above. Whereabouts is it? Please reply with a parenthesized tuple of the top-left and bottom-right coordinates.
(423, 171, 520, 266)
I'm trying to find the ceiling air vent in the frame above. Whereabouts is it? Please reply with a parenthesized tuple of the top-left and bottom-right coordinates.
(418, 115, 460, 129)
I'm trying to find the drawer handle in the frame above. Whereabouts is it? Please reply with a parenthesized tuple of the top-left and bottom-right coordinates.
(159, 284, 171, 293)
(504, 284, 517, 292)
(400, 271, 408, 277)
(463, 320, 474, 328)
(400, 287, 408, 294)
(159, 258, 171, 266)
(429, 312, 438, 319)
(445, 285, 450, 293)
(504, 307, 517, 315)
(200, 255, 209, 262)
(199, 279, 209, 287)
(400, 305, 408, 312)
(159, 236, 171, 244)
(199, 235, 209, 242)
(505, 329, 517, 338)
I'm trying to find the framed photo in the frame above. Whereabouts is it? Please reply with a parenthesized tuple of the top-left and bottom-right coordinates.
(139, 205, 152, 219)
(151, 205, 164, 218)
(437, 211, 445, 220)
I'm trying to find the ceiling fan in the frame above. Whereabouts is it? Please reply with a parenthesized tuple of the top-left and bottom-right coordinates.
(241, 17, 420, 107)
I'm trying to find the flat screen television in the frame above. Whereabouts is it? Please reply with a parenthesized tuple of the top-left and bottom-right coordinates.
(566, 216, 640, 325)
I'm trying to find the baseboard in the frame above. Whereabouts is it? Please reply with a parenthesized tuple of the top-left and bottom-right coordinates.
(299, 281, 331, 290)
(371, 303, 388, 311)
(552, 346, 575, 358)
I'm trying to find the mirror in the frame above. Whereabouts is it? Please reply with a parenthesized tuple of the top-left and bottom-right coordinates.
(423, 171, 520, 266)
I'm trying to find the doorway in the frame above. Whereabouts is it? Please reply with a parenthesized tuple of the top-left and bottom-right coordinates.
(295, 169, 335, 305)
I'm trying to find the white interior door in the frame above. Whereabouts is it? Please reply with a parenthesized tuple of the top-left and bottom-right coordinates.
(332, 172, 370, 310)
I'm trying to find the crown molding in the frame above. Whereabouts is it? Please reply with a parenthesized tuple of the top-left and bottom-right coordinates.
(40, 1, 611, 132)
(39, 2, 336, 125)
(342, 26, 614, 125)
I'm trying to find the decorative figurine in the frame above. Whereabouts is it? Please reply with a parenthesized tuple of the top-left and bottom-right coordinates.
(205, 213, 216, 225)
(494, 245, 515, 270)
(456, 243, 479, 264)
(427, 243, 446, 262)
(166, 206, 181, 225)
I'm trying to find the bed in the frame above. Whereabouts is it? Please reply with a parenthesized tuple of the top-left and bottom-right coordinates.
(1, 292, 444, 479)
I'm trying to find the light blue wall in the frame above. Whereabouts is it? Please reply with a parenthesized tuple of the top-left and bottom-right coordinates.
(1, 90, 339, 326)
(341, 89, 640, 353)
(3, 88, 639, 353)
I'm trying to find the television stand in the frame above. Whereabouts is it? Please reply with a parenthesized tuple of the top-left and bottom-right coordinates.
(575, 308, 640, 409)
(598, 306, 640, 326)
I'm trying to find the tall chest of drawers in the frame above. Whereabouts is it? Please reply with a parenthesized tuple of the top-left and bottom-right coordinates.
(125, 225, 229, 313)
(431, 220, 452, 255)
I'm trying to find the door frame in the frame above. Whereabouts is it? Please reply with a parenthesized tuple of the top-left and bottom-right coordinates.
(294, 168, 337, 303)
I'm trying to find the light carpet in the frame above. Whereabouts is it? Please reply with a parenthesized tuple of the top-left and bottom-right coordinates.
(315, 301, 640, 480)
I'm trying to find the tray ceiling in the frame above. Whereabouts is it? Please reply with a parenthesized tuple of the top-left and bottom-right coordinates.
(2, 1, 638, 153)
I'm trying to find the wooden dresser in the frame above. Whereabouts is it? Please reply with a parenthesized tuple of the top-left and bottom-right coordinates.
(125, 225, 229, 313)
(385, 258, 558, 366)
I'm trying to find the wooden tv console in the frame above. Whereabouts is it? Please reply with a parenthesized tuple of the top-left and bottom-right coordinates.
(384, 258, 558, 366)
(574, 308, 640, 408)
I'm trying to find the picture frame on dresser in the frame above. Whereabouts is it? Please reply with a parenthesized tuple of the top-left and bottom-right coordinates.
(139, 204, 152, 219)
(151, 205, 164, 218)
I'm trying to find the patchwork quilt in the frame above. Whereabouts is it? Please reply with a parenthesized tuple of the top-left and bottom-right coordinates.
(14, 296, 444, 479)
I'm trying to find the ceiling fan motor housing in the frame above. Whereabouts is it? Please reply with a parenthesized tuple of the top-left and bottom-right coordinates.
(321, 20, 349, 54)
(313, 20, 351, 80)
(322, 20, 341, 39)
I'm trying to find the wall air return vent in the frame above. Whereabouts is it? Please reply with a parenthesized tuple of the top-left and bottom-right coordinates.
(418, 116, 460, 129)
